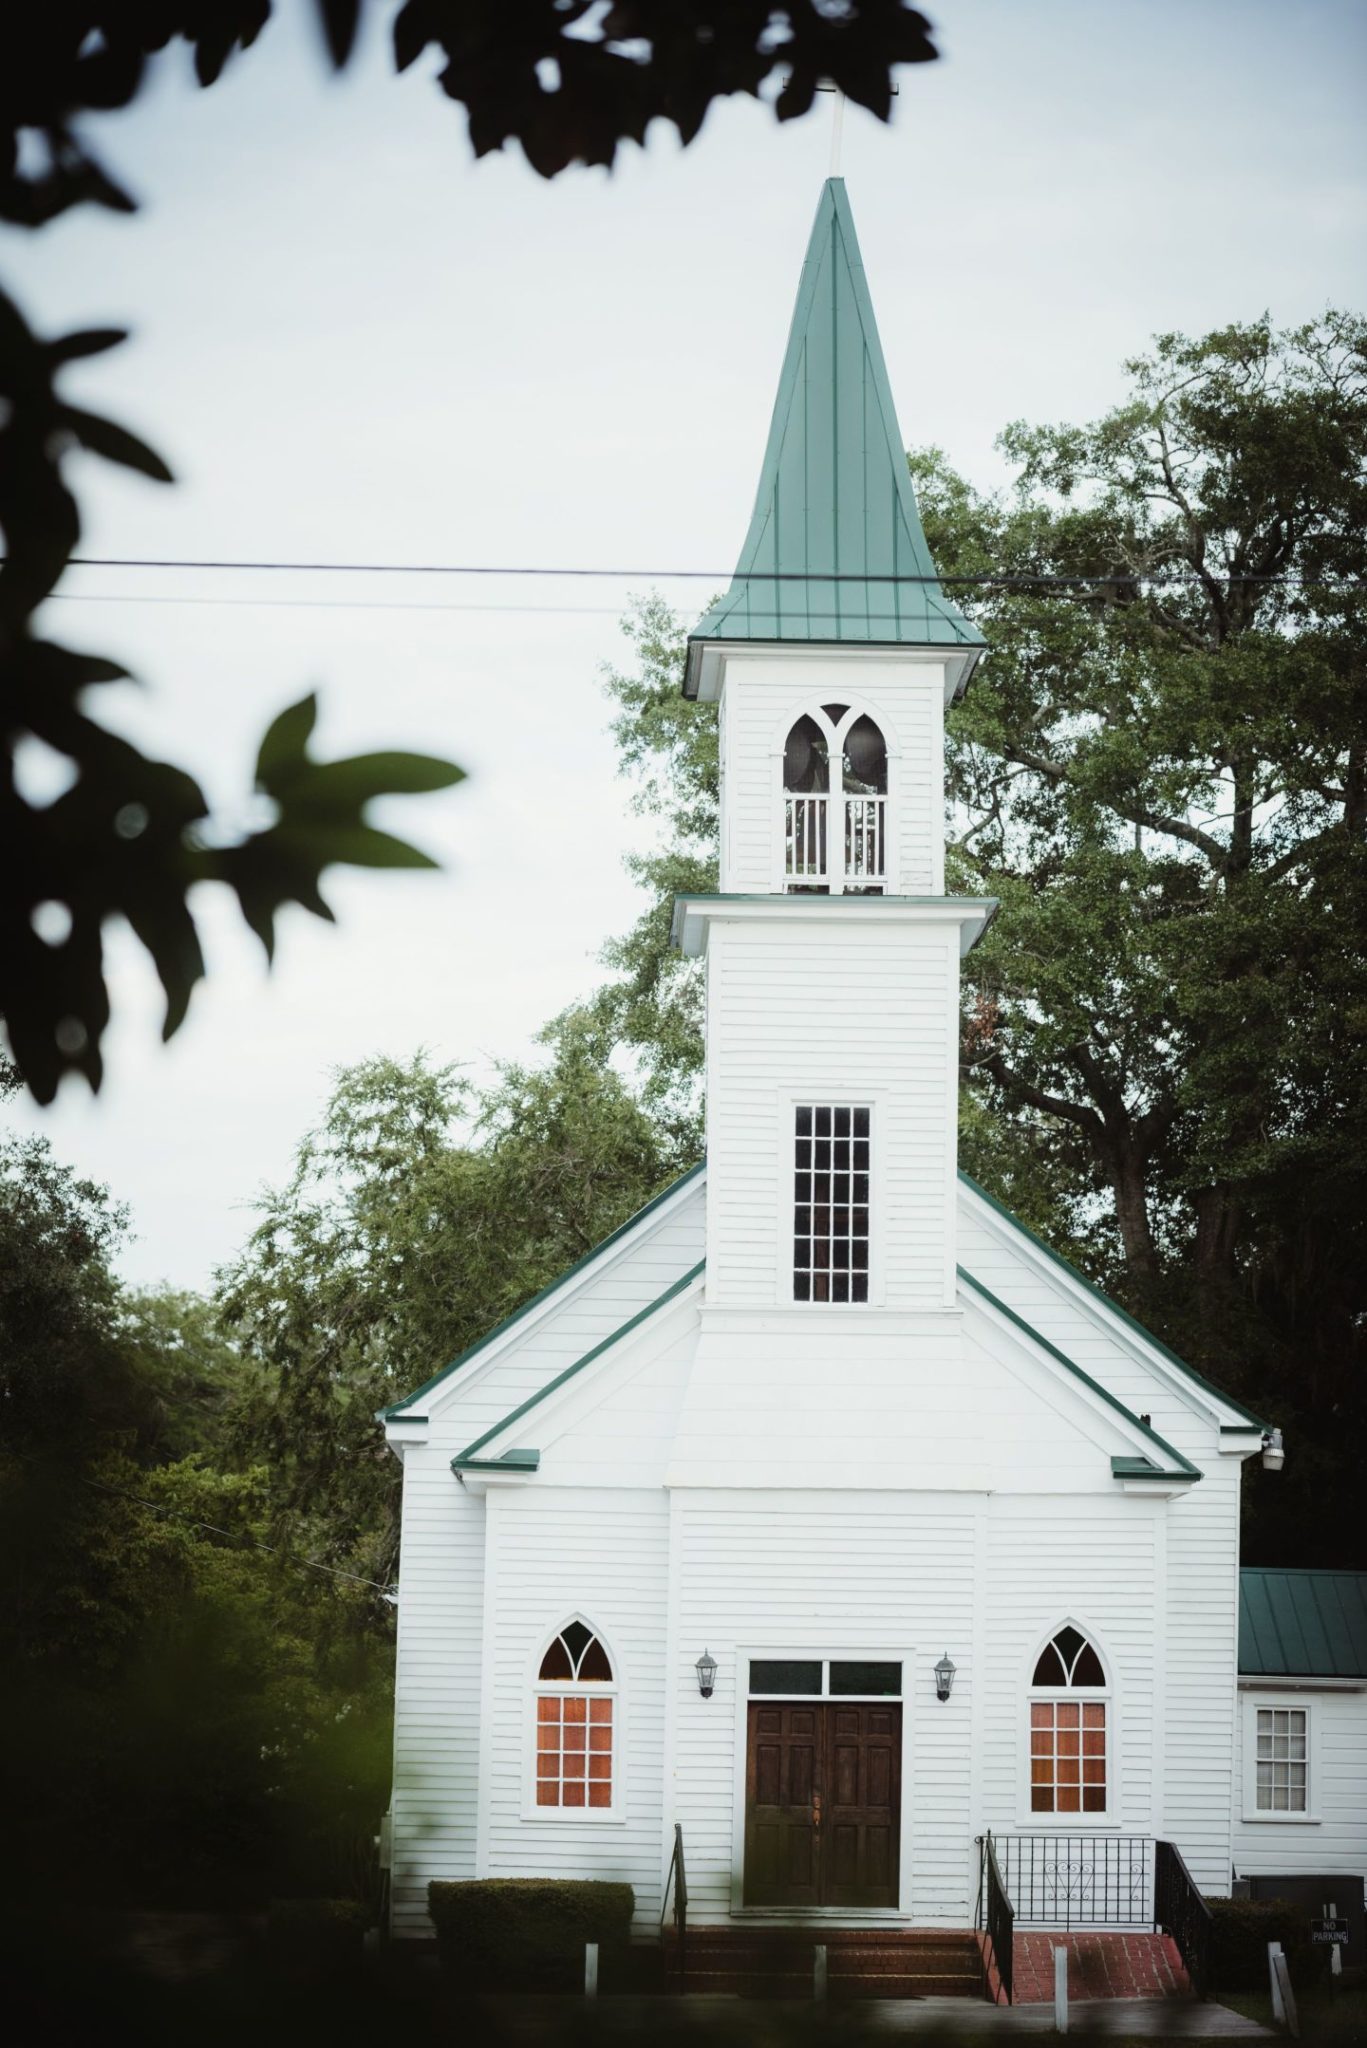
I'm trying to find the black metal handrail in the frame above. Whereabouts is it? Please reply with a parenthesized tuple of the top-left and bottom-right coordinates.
(660, 1822, 688, 1991)
(1154, 1838, 1212, 2000)
(988, 1833, 1153, 1929)
(977, 1832, 1015, 2004)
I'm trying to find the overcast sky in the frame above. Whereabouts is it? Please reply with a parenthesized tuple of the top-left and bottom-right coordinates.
(6, 0, 1366, 1290)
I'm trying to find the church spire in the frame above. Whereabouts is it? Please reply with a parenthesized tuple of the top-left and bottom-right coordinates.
(685, 179, 984, 700)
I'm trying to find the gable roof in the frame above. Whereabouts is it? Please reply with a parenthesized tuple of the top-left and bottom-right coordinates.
(377, 1161, 704, 1421)
(959, 1171, 1267, 1432)
(958, 1266, 1202, 1484)
(1239, 1569, 1367, 1679)
(684, 178, 984, 697)
(451, 1260, 705, 1472)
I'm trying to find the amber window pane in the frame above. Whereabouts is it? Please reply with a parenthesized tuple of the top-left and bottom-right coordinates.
(563, 1696, 587, 1724)
(564, 1726, 586, 1755)
(1031, 1701, 1051, 1727)
(589, 1754, 611, 1780)
(1031, 1786, 1053, 1812)
(588, 1781, 612, 1808)
(536, 1782, 557, 1807)
(1083, 1701, 1105, 1727)
(537, 1696, 559, 1723)
(563, 1781, 585, 1807)
(589, 1698, 612, 1724)
(1083, 1786, 1106, 1812)
(1058, 1785, 1081, 1812)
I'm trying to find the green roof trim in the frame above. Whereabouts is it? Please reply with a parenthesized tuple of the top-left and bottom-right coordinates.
(1239, 1569, 1367, 1679)
(958, 1264, 1202, 1482)
(449, 1259, 706, 1473)
(452, 1450, 541, 1475)
(685, 178, 984, 693)
(377, 1161, 705, 1420)
(959, 1171, 1268, 1431)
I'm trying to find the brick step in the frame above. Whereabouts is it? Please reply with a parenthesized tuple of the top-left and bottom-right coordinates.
(666, 1927, 979, 1950)
(665, 1928, 982, 2000)
(679, 1968, 982, 2001)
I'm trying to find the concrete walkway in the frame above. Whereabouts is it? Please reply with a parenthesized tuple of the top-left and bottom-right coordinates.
(481, 1993, 1275, 2039)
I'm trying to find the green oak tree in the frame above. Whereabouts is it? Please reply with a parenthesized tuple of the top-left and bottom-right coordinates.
(583, 316, 1367, 1564)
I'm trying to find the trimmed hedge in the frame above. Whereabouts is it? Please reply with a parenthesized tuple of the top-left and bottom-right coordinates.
(428, 1879, 635, 1992)
(266, 1897, 370, 1975)
(1207, 1895, 1311, 1991)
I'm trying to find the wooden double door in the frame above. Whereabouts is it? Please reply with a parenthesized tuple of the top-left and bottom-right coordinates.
(743, 1701, 901, 1908)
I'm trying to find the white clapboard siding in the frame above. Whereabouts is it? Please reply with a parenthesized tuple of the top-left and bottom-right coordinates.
(957, 1188, 1241, 1463)
(421, 1178, 706, 1451)
(482, 1488, 670, 1930)
(706, 919, 957, 1310)
(979, 1495, 1160, 1841)
(670, 1490, 978, 1925)
(389, 1441, 488, 1935)
(1232, 1686, 1367, 1880)
(717, 650, 946, 895)
(1161, 1460, 1242, 1893)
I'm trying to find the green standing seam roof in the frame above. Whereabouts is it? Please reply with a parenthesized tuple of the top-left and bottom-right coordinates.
(451, 1260, 706, 1473)
(959, 1170, 1268, 1432)
(376, 1161, 705, 1421)
(957, 1265, 1202, 1483)
(1238, 1569, 1367, 1678)
(685, 178, 984, 693)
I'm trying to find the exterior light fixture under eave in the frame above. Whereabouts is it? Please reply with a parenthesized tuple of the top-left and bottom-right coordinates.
(696, 1649, 717, 1700)
(935, 1652, 956, 1702)
(1261, 1428, 1285, 1473)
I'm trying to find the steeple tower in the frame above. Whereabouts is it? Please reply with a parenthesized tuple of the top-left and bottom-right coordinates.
(670, 180, 994, 1383)
(685, 179, 984, 703)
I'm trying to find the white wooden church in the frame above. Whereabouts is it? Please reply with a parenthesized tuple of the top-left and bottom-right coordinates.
(378, 181, 1314, 1976)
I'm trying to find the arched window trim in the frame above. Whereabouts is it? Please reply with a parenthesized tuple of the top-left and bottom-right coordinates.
(524, 1614, 625, 1826)
(773, 697, 896, 895)
(1023, 1619, 1115, 1827)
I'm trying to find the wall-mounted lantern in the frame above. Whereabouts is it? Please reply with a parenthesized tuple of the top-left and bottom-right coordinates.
(934, 1652, 956, 1703)
(695, 1649, 717, 1700)
(1262, 1428, 1285, 1473)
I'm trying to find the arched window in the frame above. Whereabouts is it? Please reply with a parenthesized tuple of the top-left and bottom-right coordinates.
(1029, 1626, 1108, 1815)
(781, 705, 888, 894)
(534, 1621, 616, 1812)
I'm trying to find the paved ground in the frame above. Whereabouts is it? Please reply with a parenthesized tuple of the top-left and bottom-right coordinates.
(479, 1994, 1276, 2040)
(1009, 1933, 1191, 2003)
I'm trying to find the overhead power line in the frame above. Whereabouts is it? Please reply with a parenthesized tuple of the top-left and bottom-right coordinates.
(58, 556, 1347, 588)
(80, 1472, 397, 1601)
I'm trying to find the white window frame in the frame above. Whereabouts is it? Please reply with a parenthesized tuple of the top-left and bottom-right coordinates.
(781, 1095, 881, 1309)
(521, 1616, 625, 1825)
(774, 700, 896, 896)
(1241, 1693, 1320, 1825)
(1020, 1622, 1116, 1829)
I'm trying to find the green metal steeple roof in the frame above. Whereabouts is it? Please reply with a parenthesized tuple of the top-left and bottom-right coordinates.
(684, 178, 985, 698)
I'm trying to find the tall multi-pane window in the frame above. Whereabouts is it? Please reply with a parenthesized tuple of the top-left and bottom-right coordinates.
(1029, 1625, 1107, 1814)
(534, 1621, 615, 1812)
(793, 1104, 870, 1303)
(1255, 1708, 1307, 1812)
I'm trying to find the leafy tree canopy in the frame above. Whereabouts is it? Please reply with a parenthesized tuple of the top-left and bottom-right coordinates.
(219, 1027, 688, 1583)
(581, 316, 1367, 1564)
(1, 2, 938, 1101)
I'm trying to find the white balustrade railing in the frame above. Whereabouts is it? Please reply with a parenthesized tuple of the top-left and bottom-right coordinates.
(785, 794, 828, 883)
(844, 795, 886, 885)
(783, 793, 887, 889)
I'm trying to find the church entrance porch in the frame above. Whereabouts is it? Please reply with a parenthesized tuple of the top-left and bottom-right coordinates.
(743, 1699, 901, 1909)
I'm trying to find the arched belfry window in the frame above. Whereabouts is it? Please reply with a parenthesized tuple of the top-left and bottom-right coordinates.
(1029, 1626, 1108, 1815)
(534, 1621, 616, 1812)
(781, 705, 888, 895)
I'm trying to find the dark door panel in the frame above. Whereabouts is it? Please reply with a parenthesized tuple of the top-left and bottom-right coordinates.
(744, 1699, 901, 1909)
